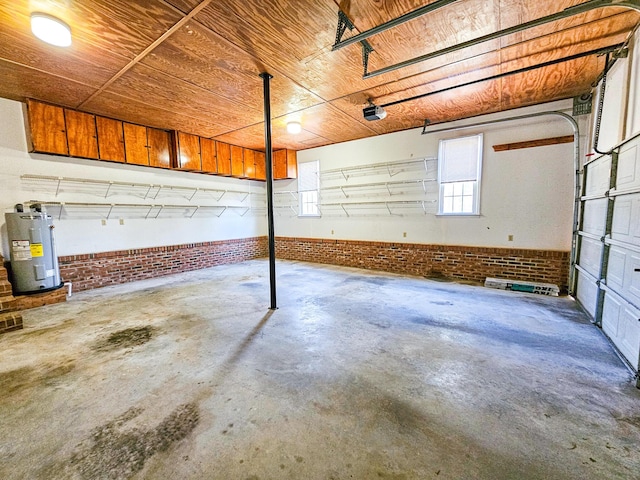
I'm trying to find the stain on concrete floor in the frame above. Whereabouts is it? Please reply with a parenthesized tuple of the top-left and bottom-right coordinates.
(0, 359, 75, 397)
(67, 403, 199, 480)
(93, 326, 156, 352)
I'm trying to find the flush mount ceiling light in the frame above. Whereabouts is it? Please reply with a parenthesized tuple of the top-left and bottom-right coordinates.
(31, 13, 72, 47)
(286, 121, 302, 134)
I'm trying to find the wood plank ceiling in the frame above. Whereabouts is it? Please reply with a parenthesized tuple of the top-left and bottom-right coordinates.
(0, 0, 638, 151)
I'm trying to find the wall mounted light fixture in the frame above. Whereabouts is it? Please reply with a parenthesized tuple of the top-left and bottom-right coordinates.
(31, 13, 72, 47)
(286, 121, 302, 134)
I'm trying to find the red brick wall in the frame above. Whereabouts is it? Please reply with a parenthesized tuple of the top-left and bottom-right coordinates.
(59, 237, 268, 292)
(0, 254, 23, 333)
(275, 237, 570, 290)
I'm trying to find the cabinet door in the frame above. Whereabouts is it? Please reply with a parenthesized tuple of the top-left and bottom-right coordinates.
(65, 109, 98, 159)
(96, 116, 125, 162)
(200, 138, 217, 174)
(231, 145, 245, 177)
(243, 149, 256, 179)
(26, 99, 68, 155)
(147, 128, 172, 168)
(274, 149, 297, 179)
(255, 151, 266, 181)
(177, 132, 201, 170)
(216, 141, 232, 176)
(286, 149, 298, 179)
(123, 123, 149, 166)
(273, 149, 287, 179)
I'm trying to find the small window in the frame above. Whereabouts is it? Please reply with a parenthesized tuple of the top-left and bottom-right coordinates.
(438, 134, 483, 215)
(298, 160, 320, 217)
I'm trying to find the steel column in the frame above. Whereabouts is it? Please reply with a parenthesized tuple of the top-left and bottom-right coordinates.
(260, 72, 277, 310)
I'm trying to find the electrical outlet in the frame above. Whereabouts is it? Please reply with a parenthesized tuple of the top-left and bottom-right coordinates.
(119, 218, 125, 225)
(508, 235, 514, 241)
(101, 219, 106, 226)
(331, 229, 334, 235)
(403, 232, 407, 238)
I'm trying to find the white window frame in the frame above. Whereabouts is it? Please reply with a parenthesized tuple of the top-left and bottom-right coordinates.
(437, 134, 483, 216)
(297, 159, 320, 217)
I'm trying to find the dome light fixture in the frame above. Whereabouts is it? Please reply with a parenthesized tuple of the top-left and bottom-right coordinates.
(31, 13, 72, 47)
(286, 121, 302, 134)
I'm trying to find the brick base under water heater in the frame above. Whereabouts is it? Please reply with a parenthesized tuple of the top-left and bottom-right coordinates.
(55, 236, 569, 293)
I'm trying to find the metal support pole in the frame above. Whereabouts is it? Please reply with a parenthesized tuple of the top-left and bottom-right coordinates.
(260, 72, 277, 310)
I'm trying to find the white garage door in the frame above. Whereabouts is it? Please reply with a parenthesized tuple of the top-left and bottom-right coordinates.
(576, 138, 640, 373)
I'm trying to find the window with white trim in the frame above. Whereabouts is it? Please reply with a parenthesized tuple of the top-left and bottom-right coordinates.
(438, 134, 483, 215)
(298, 159, 320, 217)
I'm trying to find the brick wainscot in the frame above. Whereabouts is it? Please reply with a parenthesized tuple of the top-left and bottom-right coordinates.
(275, 237, 570, 291)
(59, 237, 268, 292)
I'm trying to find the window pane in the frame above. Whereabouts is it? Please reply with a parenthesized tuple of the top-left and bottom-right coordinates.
(452, 196, 462, 212)
(443, 196, 453, 213)
(453, 182, 463, 196)
(462, 195, 473, 212)
(298, 160, 320, 216)
(443, 182, 453, 197)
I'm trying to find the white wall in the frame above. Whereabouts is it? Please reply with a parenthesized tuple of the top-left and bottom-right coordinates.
(0, 98, 267, 257)
(277, 101, 577, 251)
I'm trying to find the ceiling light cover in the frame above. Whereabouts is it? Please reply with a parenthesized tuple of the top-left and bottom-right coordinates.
(286, 121, 302, 134)
(31, 13, 72, 47)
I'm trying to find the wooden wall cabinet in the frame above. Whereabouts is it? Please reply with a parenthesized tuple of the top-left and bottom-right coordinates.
(243, 148, 256, 179)
(176, 132, 201, 171)
(24, 99, 291, 182)
(274, 149, 297, 179)
(230, 145, 245, 178)
(255, 151, 266, 181)
(147, 128, 172, 168)
(25, 99, 68, 155)
(96, 116, 125, 163)
(123, 123, 150, 166)
(216, 141, 232, 176)
(65, 110, 98, 159)
(200, 138, 217, 174)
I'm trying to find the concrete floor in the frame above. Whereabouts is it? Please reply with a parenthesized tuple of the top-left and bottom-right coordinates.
(1, 259, 639, 480)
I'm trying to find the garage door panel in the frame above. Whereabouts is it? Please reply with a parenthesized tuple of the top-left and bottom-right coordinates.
(579, 237, 603, 277)
(607, 247, 626, 291)
(577, 136, 639, 373)
(617, 142, 639, 190)
(585, 156, 611, 196)
(611, 193, 640, 246)
(629, 253, 640, 305)
(602, 294, 640, 368)
(602, 294, 622, 338)
(582, 198, 608, 236)
(576, 269, 599, 318)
